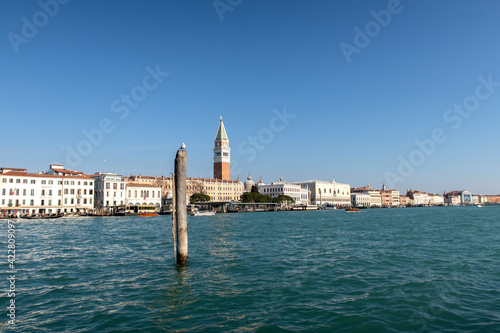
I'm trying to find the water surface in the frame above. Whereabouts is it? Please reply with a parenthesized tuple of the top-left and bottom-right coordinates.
(1, 206, 499, 332)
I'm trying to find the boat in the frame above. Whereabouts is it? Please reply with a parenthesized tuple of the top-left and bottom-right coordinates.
(20, 213, 65, 219)
(191, 210, 215, 216)
(139, 212, 159, 217)
(477, 204, 482, 208)
(291, 205, 318, 211)
(345, 207, 361, 212)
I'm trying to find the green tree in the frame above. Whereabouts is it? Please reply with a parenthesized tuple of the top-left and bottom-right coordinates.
(241, 192, 273, 203)
(190, 193, 211, 203)
(273, 195, 295, 205)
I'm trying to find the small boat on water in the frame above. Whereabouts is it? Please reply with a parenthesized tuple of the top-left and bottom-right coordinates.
(291, 205, 318, 211)
(191, 209, 216, 216)
(345, 207, 361, 212)
(20, 213, 65, 219)
(139, 212, 159, 217)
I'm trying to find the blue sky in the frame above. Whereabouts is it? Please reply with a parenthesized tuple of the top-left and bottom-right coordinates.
(1, 0, 500, 194)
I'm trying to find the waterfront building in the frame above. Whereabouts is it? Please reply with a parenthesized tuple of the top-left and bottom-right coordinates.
(444, 195, 460, 206)
(379, 185, 401, 207)
(291, 180, 351, 207)
(444, 190, 473, 205)
(429, 194, 444, 206)
(381, 191, 391, 206)
(471, 196, 479, 205)
(351, 193, 370, 207)
(485, 195, 500, 203)
(399, 195, 408, 206)
(213, 116, 231, 180)
(125, 182, 162, 209)
(351, 184, 381, 207)
(406, 189, 431, 206)
(128, 174, 172, 199)
(91, 172, 126, 211)
(187, 177, 244, 201)
(0, 164, 94, 216)
(258, 177, 309, 205)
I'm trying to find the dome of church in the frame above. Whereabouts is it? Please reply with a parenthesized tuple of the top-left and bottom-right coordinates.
(256, 177, 265, 189)
(244, 175, 255, 191)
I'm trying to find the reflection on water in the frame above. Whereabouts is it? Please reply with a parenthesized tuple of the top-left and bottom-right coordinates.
(154, 266, 196, 330)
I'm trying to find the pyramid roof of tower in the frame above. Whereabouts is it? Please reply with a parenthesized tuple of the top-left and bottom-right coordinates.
(215, 117, 228, 140)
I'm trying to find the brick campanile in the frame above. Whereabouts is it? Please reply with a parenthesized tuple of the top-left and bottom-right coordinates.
(213, 116, 231, 180)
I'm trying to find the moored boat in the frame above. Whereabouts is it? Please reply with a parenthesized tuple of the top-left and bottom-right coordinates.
(20, 213, 65, 219)
(191, 209, 215, 216)
(345, 207, 361, 212)
(139, 212, 159, 217)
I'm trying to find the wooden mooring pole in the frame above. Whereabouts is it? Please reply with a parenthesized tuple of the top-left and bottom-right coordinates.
(174, 144, 188, 265)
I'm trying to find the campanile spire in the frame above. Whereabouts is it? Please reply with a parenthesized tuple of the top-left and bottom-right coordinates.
(213, 116, 230, 180)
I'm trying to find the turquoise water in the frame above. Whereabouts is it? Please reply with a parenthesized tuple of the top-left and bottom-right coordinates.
(1, 206, 500, 332)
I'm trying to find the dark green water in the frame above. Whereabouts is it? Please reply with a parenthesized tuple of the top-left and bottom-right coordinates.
(1, 206, 499, 332)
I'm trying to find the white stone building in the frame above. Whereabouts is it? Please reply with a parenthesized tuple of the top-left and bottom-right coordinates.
(351, 185, 382, 207)
(291, 179, 351, 207)
(259, 178, 309, 205)
(429, 194, 444, 206)
(0, 165, 94, 216)
(91, 172, 126, 210)
(351, 193, 371, 207)
(125, 182, 162, 209)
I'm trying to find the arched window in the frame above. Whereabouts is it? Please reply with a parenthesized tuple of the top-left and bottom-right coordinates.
(140, 191, 143, 197)
(128, 190, 131, 197)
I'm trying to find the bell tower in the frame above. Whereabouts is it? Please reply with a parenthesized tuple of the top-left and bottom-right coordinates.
(213, 116, 231, 180)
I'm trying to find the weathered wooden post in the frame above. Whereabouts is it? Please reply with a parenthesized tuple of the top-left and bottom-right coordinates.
(171, 172, 176, 264)
(174, 144, 188, 265)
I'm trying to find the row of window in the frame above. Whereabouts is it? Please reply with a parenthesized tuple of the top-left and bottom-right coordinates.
(1, 188, 93, 196)
(263, 187, 301, 193)
(105, 183, 125, 190)
(318, 188, 347, 195)
(1, 198, 93, 206)
(95, 190, 162, 198)
(1, 178, 92, 186)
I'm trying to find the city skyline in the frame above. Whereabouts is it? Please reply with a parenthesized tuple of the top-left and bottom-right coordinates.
(2, 1, 500, 194)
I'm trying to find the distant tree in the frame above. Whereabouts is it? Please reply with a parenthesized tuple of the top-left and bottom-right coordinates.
(273, 195, 295, 205)
(241, 192, 273, 203)
(190, 193, 211, 203)
(251, 185, 259, 193)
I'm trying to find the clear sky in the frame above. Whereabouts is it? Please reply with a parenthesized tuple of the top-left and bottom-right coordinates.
(1, 0, 499, 194)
